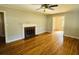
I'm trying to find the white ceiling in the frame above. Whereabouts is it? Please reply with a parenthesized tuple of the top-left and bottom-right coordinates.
(0, 4, 79, 14)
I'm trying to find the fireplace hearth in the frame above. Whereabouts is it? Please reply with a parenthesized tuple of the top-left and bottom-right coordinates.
(24, 26, 35, 38)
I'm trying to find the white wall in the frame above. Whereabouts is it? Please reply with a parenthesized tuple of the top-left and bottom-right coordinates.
(64, 10, 79, 39)
(0, 6, 47, 43)
(48, 11, 79, 39)
(46, 14, 65, 32)
(46, 15, 53, 32)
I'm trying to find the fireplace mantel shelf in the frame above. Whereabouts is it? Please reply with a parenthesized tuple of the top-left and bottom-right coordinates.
(23, 24, 37, 27)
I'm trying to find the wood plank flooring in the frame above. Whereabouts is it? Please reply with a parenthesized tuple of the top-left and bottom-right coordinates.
(0, 31, 79, 55)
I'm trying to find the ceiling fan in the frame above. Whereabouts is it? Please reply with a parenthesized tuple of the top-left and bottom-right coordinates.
(36, 4, 58, 12)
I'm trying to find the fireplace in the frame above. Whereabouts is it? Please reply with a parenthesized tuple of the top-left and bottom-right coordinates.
(24, 26, 35, 38)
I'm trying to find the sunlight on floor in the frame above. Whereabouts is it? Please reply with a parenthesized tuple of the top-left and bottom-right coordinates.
(54, 31, 64, 45)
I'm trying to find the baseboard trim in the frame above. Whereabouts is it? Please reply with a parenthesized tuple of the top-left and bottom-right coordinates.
(6, 32, 48, 43)
(6, 37, 24, 43)
(64, 35, 79, 40)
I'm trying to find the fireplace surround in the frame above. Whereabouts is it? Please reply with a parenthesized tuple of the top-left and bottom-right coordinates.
(24, 26, 35, 38)
(23, 24, 36, 39)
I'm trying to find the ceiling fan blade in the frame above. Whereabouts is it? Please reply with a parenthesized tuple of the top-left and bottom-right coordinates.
(49, 5, 58, 7)
(49, 8, 54, 10)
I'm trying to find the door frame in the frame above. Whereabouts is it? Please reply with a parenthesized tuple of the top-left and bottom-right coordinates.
(0, 10, 7, 43)
(52, 15, 65, 32)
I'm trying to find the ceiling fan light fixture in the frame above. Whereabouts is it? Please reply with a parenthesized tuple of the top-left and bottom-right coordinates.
(36, 4, 58, 12)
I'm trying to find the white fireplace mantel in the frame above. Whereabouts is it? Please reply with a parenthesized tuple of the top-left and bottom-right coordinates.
(22, 24, 37, 38)
(23, 24, 37, 27)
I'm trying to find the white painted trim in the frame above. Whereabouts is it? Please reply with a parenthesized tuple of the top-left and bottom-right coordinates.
(0, 11, 8, 43)
(64, 35, 79, 39)
(4, 11, 8, 43)
(22, 24, 37, 39)
(23, 24, 37, 27)
(6, 37, 24, 43)
(6, 31, 46, 43)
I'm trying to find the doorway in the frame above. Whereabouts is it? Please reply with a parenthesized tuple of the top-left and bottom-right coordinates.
(52, 15, 65, 43)
(52, 15, 65, 32)
(0, 12, 5, 44)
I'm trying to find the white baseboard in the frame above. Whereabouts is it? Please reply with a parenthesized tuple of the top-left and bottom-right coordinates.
(36, 31, 46, 35)
(6, 37, 23, 43)
(6, 31, 48, 43)
(6, 31, 46, 43)
(64, 35, 79, 39)
(6, 34, 24, 43)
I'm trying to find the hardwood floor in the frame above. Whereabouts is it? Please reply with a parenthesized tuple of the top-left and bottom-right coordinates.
(0, 31, 79, 55)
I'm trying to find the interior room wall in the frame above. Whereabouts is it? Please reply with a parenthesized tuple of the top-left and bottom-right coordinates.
(64, 10, 79, 39)
(46, 14, 65, 32)
(47, 10, 79, 39)
(46, 15, 53, 32)
(0, 6, 47, 43)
